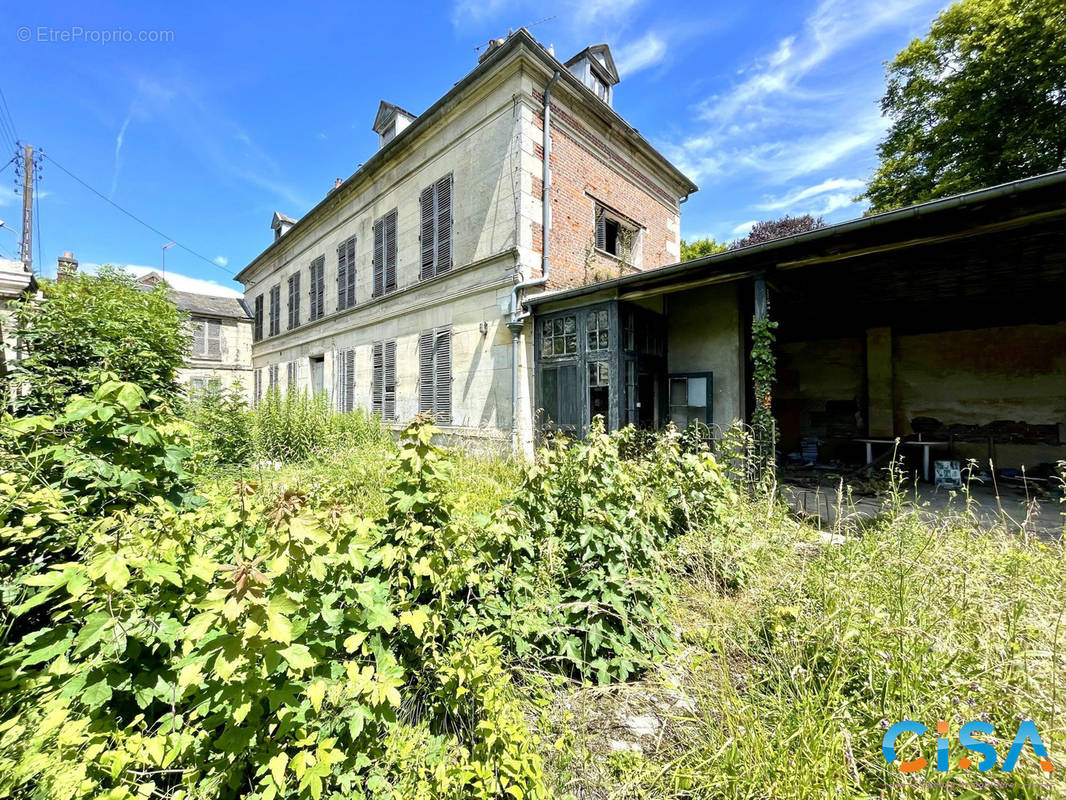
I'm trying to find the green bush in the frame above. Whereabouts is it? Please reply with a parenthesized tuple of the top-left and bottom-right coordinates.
(10, 267, 189, 414)
(252, 389, 391, 463)
(188, 383, 255, 466)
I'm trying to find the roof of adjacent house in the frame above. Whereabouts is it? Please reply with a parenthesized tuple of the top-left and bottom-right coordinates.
(168, 289, 253, 320)
(525, 168, 1066, 309)
(237, 28, 698, 283)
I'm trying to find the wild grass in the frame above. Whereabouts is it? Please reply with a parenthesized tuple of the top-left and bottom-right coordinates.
(539, 476, 1066, 800)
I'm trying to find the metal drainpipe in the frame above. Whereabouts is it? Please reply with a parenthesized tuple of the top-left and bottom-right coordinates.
(509, 69, 561, 455)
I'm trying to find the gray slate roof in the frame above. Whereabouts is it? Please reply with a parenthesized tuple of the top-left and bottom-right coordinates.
(168, 289, 252, 320)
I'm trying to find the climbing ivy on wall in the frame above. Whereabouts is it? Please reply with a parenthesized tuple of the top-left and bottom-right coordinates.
(751, 312, 778, 462)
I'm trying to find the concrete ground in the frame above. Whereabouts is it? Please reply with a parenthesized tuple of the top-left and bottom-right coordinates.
(781, 479, 1064, 538)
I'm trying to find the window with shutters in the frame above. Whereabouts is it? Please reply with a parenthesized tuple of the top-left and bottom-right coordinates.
(253, 295, 264, 342)
(309, 256, 325, 321)
(287, 273, 301, 330)
(268, 285, 281, 336)
(594, 203, 640, 264)
(372, 209, 398, 298)
(268, 363, 279, 388)
(191, 316, 222, 360)
(418, 327, 452, 424)
(419, 174, 453, 280)
(333, 348, 356, 412)
(371, 339, 396, 420)
(336, 237, 356, 310)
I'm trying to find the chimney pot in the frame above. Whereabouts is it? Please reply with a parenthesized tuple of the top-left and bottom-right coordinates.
(57, 251, 79, 281)
(334, 178, 342, 189)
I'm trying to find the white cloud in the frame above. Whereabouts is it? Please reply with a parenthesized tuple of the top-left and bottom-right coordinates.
(84, 262, 244, 298)
(213, 255, 229, 267)
(732, 220, 757, 235)
(110, 114, 133, 198)
(753, 177, 867, 211)
(615, 32, 668, 77)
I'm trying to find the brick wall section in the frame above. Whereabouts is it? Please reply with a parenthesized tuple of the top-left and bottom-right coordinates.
(530, 96, 682, 290)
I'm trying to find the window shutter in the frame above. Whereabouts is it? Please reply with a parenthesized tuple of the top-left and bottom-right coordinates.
(207, 318, 221, 358)
(419, 185, 435, 280)
(253, 296, 263, 341)
(435, 328, 451, 424)
(384, 339, 396, 420)
(192, 318, 206, 356)
(309, 256, 324, 320)
(371, 342, 383, 414)
(418, 331, 434, 413)
(435, 174, 452, 276)
(384, 210, 398, 292)
(372, 219, 384, 297)
(254, 368, 262, 406)
(344, 238, 356, 308)
(286, 360, 296, 390)
(336, 244, 348, 309)
(595, 208, 606, 251)
(288, 274, 301, 329)
(343, 348, 356, 412)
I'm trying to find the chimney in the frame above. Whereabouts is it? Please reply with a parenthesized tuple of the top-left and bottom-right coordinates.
(478, 37, 506, 64)
(334, 178, 342, 190)
(57, 251, 78, 281)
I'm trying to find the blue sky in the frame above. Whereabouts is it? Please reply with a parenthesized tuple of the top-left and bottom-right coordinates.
(0, 0, 947, 294)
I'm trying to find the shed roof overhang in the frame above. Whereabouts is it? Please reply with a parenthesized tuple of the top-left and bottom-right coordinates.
(525, 169, 1066, 314)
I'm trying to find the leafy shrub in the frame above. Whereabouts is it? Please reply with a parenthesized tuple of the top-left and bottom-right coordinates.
(188, 383, 255, 466)
(10, 267, 189, 414)
(252, 389, 391, 463)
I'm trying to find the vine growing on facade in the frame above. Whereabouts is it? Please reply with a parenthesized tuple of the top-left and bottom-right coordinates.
(751, 311, 778, 465)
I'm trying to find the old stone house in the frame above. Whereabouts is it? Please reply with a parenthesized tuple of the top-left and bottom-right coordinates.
(133, 269, 255, 397)
(237, 29, 696, 452)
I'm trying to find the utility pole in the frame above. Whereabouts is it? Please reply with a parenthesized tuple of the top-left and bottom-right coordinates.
(19, 144, 33, 273)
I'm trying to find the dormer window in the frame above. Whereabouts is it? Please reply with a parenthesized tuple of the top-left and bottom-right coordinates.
(373, 101, 417, 149)
(564, 44, 619, 107)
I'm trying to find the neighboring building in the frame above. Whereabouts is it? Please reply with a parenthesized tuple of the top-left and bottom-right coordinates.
(133, 269, 255, 398)
(0, 256, 36, 381)
(236, 29, 696, 452)
(526, 170, 1066, 472)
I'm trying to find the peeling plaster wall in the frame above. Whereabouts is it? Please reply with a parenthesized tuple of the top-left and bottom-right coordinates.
(894, 322, 1066, 466)
(665, 283, 743, 428)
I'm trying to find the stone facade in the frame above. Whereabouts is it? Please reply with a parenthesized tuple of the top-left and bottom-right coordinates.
(237, 30, 695, 452)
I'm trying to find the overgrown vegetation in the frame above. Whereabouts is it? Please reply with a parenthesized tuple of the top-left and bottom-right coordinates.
(10, 268, 189, 414)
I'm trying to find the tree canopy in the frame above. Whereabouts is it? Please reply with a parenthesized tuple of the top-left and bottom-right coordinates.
(731, 215, 826, 249)
(11, 267, 189, 413)
(862, 0, 1066, 212)
(680, 237, 728, 261)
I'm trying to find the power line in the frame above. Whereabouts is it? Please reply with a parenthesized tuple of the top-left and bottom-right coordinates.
(0, 86, 18, 154)
(41, 152, 236, 278)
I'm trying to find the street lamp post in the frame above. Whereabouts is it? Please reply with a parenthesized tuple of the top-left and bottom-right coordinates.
(162, 241, 176, 279)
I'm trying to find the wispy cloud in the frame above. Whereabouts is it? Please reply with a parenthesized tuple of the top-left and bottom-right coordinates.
(731, 220, 757, 235)
(213, 255, 229, 267)
(615, 32, 668, 77)
(110, 114, 133, 198)
(84, 262, 244, 297)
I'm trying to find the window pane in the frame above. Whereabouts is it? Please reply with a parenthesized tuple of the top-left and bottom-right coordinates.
(553, 338, 564, 355)
(598, 310, 608, 328)
(565, 334, 577, 354)
(688, 377, 707, 407)
(599, 330, 608, 349)
(554, 318, 563, 336)
(564, 315, 575, 334)
(670, 378, 687, 406)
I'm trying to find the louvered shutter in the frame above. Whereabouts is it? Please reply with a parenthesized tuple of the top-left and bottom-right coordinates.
(371, 342, 383, 414)
(419, 186, 435, 280)
(435, 174, 452, 276)
(344, 238, 356, 308)
(435, 329, 451, 424)
(372, 219, 384, 297)
(385, 210, 398, 292)
(253, 296, 263, 341)
(595, 209, 606, 251)
(384, 339, 396, 420)
(418, 331, 434, 413)
(254, 369, 262, 406)
(309, 257, 324, 320)
(343, 349, 355, 412)
(207, 319, 221, 358)
(192, 318, 206, 356)
(333, 349, 343, 410)
(288, 274, 301, 329)
(337, 244, 348, 309)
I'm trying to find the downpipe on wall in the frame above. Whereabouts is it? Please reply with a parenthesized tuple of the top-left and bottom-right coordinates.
(509, 69, 561, 456)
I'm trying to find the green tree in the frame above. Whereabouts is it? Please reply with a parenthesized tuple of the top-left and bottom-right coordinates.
(11, 267, 189, 413)
(863, 0, 1066, 212)
(680, 237, 728, 261)
(731, 214, 826, 248)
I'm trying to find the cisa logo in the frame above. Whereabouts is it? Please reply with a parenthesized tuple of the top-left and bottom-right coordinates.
(883, 719, 1054, 773)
